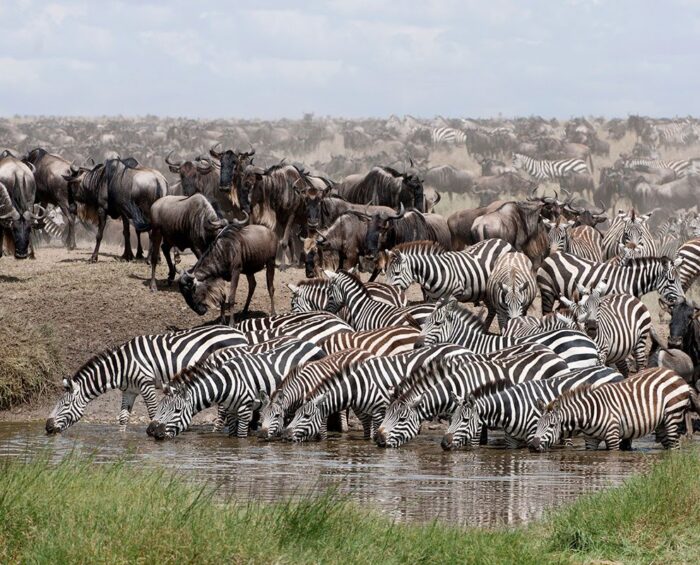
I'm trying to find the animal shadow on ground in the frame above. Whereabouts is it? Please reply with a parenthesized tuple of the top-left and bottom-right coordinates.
(0, 274, 24, 283)
(127, 273, 182, 293)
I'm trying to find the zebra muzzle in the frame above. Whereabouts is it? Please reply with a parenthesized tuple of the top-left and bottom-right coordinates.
(441, 433, 454, 451)
(45, 418, 60, 435)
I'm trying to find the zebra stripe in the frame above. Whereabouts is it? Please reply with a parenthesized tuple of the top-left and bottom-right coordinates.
(531, 368, 698, 451)
(234, 311, 338, 333)
(148, 339, 325, 439)
(431, 127, 467, 146)
(676, 237, 700, 291)
(289, 278, 406, 314)
(442, 366, 624, 450)
(543, 218, 603, 262)
(46, 325, 246, 434)
(244, 316, 352, 345)
(284, 344, 470, 442)
(375, 346, 569, 448)
(385, 239, 514, 303)
(619, 158, 690, 178)
(537, 252, 684, 314)
(418, 300, 599, 369)
(601, 210, 657, 259)
(502, 312, 577, 338)
(321, 326, 420, 356)
(485, 251, 537, 329)
(512, 153, 588, 181)
(258, 348, 375, 439)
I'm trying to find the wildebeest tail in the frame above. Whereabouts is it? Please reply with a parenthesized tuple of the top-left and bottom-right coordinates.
(127, 200, 151, 231)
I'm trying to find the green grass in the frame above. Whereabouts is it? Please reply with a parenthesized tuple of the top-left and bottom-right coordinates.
(0, 449, 699, 564)
(0, 320, 63, 410)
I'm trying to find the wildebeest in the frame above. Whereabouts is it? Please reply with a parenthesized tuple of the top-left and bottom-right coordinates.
(423, 164, 475, 196)
(632, 173, 700, 212)
(238, 163, 306, 267)
(335, 166, 425, 211)
(209, 144, 256, 198)
(164, 151, 235, 220)
(131, 194, 228, 291)
(24, 147, 79, 249)
(471, 172, 537, 206)
(179, 216, 278, 325)
(661, 298, 700, 378)
(64, 157, 168, 263)
(0, 153, 45, 259)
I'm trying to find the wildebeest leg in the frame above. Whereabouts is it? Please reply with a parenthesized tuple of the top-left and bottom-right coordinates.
(135, 231, 145, 261)
(266, 258, 276, 315)
(118, 391, 138, 431)
(227, 269, 241, 326)
(90, 208, 107, 263)
(62, 203, 77, 250)
(277, 215, 298, 269)
(368, 266, 380, 282)
(242, 273, 256, 314)
(149, 229, 162, 292)
(120, 216, 134, 261)
(162, 242, 177, 285)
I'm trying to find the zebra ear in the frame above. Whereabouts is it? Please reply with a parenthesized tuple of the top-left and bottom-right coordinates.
(287, 283, 300, 294)
(387, 386, 399, 400)
(673, 257, 683, 267)
(313, 393, 328, 408)
(467, 394, 477, 409)
(163, 383, 172, 396)
(449, 392, 464, 406)
(542, 218, 552, 227)
(258, 390, 270, 407)
(559, 296, 575, 308)
(324, 270, 337, 280)
(594, 280, 609, 295)
(409, 394, 426, 410)
(658, 298, 673, 314)
(535, 399, 547, 412)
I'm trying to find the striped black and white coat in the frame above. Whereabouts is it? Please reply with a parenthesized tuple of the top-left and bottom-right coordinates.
(512, 153, 588, 181)
(284, 343, 471, 442)
(502, 312, 577, 338)
(244, 315, 353, 345)
(485, 251, 537, 329)
(321, 326, 420, 356)
(618, 158, 691, 178)
(601, 210, 657, 259)
(418, 300, 599, 370)
(234, 311, 340, 333)
(258, 348, 375, 439)
(45, 325, 246, 434)
(442, 366, 624, 450)
(288, 278, 406, 314)
(375, 346, 569, 448)
(324, 269, 436, 330)
(676, 237, 700, 291)
(531, 368, 699, 451)
(384, 238, 514, 304)
(542, 218, 603, 262)
(561, 284, 653, 375)
(537, 252, 684, 314)
(147, 339, 325, 439)
(431, 126, 467, 146)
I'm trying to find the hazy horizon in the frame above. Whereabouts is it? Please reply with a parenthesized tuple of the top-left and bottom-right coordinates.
(1, 1, 699, 119)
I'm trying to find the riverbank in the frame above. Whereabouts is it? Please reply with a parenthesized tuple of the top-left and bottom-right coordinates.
(0, 449, 698, 564)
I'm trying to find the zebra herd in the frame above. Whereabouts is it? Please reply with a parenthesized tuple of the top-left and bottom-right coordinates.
(46, 232, 700, 455)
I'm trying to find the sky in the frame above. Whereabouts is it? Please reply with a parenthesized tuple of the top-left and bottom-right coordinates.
(0, 0, 699, 119)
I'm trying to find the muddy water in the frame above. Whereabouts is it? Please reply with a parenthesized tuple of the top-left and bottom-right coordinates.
(0, 422, 668, 527)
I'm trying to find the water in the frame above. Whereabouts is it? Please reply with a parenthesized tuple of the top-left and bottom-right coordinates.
(0, 422, 668, 527)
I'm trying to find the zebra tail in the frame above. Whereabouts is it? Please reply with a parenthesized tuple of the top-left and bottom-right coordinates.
(127, 200, 151, 232)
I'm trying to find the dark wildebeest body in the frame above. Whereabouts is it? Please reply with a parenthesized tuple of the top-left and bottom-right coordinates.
(179, 222, 278, 325)
(210, 145, 256, 208)
(239, 163, 306, 267)
(448, 199, 512, 250)
(472, 172, 538, 206)
(131, 194, 228, 291)
(165, 152, 236, 220)
(336, 166, 424, 211)
(663, 299, 700, 386)
(65, 158, 168, 263)
(24, 148, 78, 249)
(0, 153, 45, 259)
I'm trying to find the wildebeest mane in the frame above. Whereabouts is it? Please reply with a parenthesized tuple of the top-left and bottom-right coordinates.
(24, 147, 48, 164)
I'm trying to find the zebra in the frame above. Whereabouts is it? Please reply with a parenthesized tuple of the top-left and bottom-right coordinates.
(442, 366, 624, 450)
(485, 251, 537, 329)
(656, 217, 687, 260)
(511, 153, 588, 181)
(653, 122, 696, 147)
(384, 238, 514, 304)
(323, 269, 436, 330)
(675, 237, 700, 291)
(147, 339, 325, 439)
(537, 252, 684, 314)
(601, 209, 657, 260)
(45, 325, 246, 434)
(288, 278, 406, 313)
(321, 326, 421, 356)
(542, 218, 603, 262)
(618, 158, 691, 178)
(234, 311, 339, 333)
(258, 348, 375, 439)
(283, 343, 471, 442)
(244, 315, 352, 345)
(416, 299, 600, 370)
(431, 127, 467, 146)
(531, 368, 700, 451)
(502, 312, 578, 338)
(560, 282, 654, 375)
(374, 346, 569, 448)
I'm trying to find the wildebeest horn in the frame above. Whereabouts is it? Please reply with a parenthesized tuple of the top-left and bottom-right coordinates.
(526, 185, 539, 201)
(231, 211, 249, 227)
(209, 143, 223, 159)
(388, 203, 405, 221)
(247, 144, 255, 157)
(180, 271, 195, 288)
(23, 160, 36, 173)
(196, 157, 213, 173)
(165, 150, 181, 168)
(30, 204, 47, 220)
(70, 160, 80, 173)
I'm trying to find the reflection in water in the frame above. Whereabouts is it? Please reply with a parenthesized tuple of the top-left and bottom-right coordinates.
(0, 423, 669, 527)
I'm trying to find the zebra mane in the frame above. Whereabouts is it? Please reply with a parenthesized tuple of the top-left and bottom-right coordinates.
(336, 270, 372, 297)
(545, 384, 593, 411)
(447, 303, 489, 332)
(295, 278, 330, 289)
(391, 240, 446, 254)
(395, 356, 458, 402)
(470, 379, 513, 400)
(305, 356, 368, 400)
(170, 361, 210, 387)
(70, 349, 114, 382)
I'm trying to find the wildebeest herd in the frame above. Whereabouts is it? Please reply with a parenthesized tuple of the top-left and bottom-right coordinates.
(3, 113, 700, 452)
